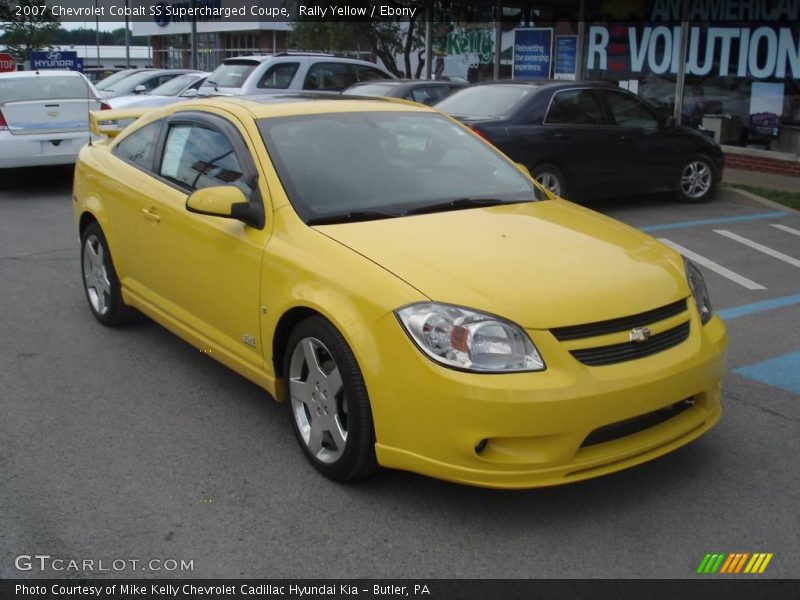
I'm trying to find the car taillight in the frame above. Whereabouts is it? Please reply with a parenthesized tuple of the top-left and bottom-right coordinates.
(468, 124, 492, 144)
(100, 101, 112, 110)
(0, 109, 7, 131)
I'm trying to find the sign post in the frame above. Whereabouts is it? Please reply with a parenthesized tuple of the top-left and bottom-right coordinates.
(512, 28, 553, 80)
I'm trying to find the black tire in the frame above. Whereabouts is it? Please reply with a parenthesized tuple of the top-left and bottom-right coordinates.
(80, 222, 136, 326)
(531, 163, 567, 197)
(284, 315, 378, 481)
(675, 155, 717, 203)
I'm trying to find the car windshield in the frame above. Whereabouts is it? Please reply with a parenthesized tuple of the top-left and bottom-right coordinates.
(102, 70, 165, 92)
(204, 61, 258, 89)
(435, 86, 534, 118)
(94, 69, 138, 90)
(0, 76, 90, 102)
(150, 74, 201, 96)
(345, 83, 396, 97)
(258, 112, 541, 223)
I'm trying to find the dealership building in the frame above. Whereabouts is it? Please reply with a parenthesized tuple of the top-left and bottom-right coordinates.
(131, 0, 798, 173)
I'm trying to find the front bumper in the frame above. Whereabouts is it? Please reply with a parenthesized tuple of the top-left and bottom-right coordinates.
(364, 310, 727, 489)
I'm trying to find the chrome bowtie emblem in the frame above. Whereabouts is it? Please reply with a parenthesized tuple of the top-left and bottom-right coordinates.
(629, 327, 652, 343)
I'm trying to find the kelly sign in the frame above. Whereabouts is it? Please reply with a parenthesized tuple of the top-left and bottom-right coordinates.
(0, 53, 15, 73)
(513, 28, 553, 80)
(30, 51, 82, 71)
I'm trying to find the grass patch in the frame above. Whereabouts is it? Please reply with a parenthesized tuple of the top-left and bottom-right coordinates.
(728, 184, 800, 211)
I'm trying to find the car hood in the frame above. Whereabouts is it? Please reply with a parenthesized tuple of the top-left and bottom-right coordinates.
(314, 200, 688, 329)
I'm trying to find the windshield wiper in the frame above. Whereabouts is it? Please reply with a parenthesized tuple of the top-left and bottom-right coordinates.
(404, 197, 522, 216)
(307, 210, 399, 225)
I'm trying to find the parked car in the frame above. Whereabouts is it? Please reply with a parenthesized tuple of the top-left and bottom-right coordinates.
(98, 69, 202, 99)
(109, 73, 209, 109)
(343, 79, 466, 106)
(435, 81, 725, 203)
(199, 52, 394, 96)
(0, 70, 108, 170)
(73, 94, 726, 487)
(83, 67, 124, 84)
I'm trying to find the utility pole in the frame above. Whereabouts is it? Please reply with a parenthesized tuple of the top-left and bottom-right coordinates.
(124, 0, 131, 68)
(190, 0, 198, 70)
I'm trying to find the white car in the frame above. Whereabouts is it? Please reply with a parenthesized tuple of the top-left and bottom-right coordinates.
(109, 72, 209, 109)
(199, 52, 395, 96)
(0, 70, 108, 169)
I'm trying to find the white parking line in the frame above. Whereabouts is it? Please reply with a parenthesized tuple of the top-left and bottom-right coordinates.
(659, 238, 767, 290)
(770, 223, 800, 238)
(715, 230, 800, 268)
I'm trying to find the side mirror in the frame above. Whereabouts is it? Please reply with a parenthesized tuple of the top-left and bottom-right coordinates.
(186, 185, 265, 229)
(134, 84, 147, 94)
(181, 88, 199, 98)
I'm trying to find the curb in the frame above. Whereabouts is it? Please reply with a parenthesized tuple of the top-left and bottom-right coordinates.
(721, 185, 800, 216)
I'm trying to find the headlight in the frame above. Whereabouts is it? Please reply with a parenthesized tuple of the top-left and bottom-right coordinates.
(395, 303, 544, 372)
(684, 258, 712, 324)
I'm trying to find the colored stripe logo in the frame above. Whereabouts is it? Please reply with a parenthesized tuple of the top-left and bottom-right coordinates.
(697, 553, 773, 574)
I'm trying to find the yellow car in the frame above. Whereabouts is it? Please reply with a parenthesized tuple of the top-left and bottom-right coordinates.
(73, 95, 727, 488)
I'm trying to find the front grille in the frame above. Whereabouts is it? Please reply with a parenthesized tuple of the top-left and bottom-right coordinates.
(551, 299, 687, 341)
(570, 321, 690, 366)
(581, 398, 695, 448)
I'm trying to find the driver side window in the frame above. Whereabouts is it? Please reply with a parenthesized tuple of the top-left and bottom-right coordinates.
(159, 124, 251, 195)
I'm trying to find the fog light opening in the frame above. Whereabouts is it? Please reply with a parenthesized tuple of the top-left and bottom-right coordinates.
(474, 439, 488, 455)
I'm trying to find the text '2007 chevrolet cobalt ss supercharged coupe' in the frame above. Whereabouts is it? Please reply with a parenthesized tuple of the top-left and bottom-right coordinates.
(73, 95, 727, 488)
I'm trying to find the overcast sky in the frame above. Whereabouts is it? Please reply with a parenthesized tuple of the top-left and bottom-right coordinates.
(62, 21, 126, 31)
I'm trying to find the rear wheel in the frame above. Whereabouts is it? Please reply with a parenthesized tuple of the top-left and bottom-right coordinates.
(531, 163, 566, 197)
(284, 316, 378, 481)
(676, 156, 716, 203)
(80, 222, 136, 326)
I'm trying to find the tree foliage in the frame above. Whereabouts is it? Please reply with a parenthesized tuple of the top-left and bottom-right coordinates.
(0, 0, 60, 63)
(54, 27, 147, 47)
(289, 1, 425, 77)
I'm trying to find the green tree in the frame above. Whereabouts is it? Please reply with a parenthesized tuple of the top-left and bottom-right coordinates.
(290, 1, 424, 78)
(0, 0, 60, 64)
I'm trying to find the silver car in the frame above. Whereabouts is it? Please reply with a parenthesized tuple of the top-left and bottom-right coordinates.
(199, 52, 395, 96)
(97, 69, 203, 99)
(109, 73, 209, 109)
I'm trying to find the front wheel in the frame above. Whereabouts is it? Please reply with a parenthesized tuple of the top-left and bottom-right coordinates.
(676, 157, 716, 203)
(284, 316, 378, 481)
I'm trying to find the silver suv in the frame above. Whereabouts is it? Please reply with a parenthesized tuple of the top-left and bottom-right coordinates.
(200, 52, 395, 96)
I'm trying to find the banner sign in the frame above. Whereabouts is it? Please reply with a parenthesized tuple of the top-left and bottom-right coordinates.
(512, 28, 553, 80)
(554, 35, 578, 80)
(30, 51, 83, 71)
(585, 24, 800, 80)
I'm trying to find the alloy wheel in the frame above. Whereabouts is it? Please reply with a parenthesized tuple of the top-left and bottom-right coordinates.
(288, 336, 348, 464)
(82, 234, 111, 316)
(535, 172, 562, 196)
(680, 160, 712, 199)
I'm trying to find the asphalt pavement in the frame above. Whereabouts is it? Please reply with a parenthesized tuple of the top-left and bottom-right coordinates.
(1, 168, 798, 579)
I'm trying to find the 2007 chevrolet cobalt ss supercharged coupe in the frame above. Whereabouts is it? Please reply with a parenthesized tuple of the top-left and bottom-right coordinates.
(73, 95, 727, 488)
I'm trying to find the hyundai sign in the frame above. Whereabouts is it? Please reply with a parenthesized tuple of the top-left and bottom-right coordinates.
(30, 51, 83, 72)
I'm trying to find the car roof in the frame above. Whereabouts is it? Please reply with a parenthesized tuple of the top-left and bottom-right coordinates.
(475, 79, 617, 91)
(189, 93, 432, 119)
(0, 69, 87, 79)
(221, 53, 391, 69)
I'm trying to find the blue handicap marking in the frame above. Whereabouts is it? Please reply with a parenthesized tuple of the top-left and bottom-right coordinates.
(734, 351, 800, 395)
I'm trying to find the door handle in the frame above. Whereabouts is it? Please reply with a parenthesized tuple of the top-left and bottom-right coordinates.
(619, 134, 636, 142)
(553, 132, 572, 139)
(141, 208, 161, 223)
